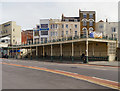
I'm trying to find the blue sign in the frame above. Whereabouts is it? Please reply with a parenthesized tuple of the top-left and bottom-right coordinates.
(10, 50, 20, 52)
(90, 32, 94, 38)
(40, 28, 49, 31)
(4, 24, 10, 27)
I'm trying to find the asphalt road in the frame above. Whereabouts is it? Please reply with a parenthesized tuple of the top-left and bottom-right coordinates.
(1, 58, 119, 89)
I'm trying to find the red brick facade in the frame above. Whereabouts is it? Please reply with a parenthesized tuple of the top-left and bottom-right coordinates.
(21, 30, 33, 44)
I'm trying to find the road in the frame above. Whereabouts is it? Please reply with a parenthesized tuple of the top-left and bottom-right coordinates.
(0, 58, 119, 90)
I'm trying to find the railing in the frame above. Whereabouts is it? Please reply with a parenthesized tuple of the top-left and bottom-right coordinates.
(11, 35, 117, 47)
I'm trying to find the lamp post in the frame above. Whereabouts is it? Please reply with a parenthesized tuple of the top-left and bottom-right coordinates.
(86, 29, 88, 63)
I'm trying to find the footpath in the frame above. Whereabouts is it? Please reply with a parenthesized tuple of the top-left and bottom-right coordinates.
(1, 58, 120, 67)
(88, 61, 119, 67)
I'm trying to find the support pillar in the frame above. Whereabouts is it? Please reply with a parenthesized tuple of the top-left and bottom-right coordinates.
(60, 44, 62, 61)
(51, 44, 53, 61)
(43, 46, 45, 59)
(92, 43, 94, 56)
(86, 39, 88, 63)
(12, 47, 13, 58)
(72, 42, 74, 62)
(36, 46, 38, 59)
(16, 48, 17, 59)
(30, 46, 32, 60)
(7, 49, 10, 58)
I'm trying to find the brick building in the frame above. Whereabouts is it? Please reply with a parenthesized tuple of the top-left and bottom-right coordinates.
(21, 30, 33, 44)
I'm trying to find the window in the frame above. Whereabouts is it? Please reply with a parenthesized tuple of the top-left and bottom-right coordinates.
(65, 19, 69, 22)
(53, 32, 55, 36)
(62, 24, 64, 28)
(66, 24, 68, 28)
(74, 19, 77, 22)
(83, 14, 87, 18)
(53, 24, 55, 28)
(56, 32, 58, 36)
(41, 38, 43, 42)
(13, 40, 15, 43)
(45, 38, 47, 42)
(89, 21, 93, 26)
(41, 24, 48, 28)
(55, 24, 57, 29)
(89, 27, 94, 33)
(51, 32, 52, 36)
(51, 25, 52, 29)
(99, 25, 104, 28)
(75, 31, 77, 36)
(83, 21, 87, 26)
(112, 27, 116, 32)
(62, 31, 64, 36)
(35, 31, 39, 36)
(75, 24, 77, 28)
(41, 31, 48, 35)
(82, 27, 87, 35)
(66, 31, 68, 35)
(37, 25, 40, 29)
(89, 14, 93, 19)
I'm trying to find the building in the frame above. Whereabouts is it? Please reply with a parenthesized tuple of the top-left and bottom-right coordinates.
(20, 9, 116, 62)
(0, 21, 21, 45)
(49, 19, 80, 41)
(96, 20, 118, 40)
(21, 30, 33, 44)
(39, 19, 49, 42)
(62, 9, 96, 36)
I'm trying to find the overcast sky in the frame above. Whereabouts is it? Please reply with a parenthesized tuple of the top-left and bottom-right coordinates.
(0, 0, 119, 30)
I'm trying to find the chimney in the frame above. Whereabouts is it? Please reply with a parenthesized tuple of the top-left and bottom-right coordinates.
(106, 19, 108, 22)
(79, 9, 81, 17)
(62, 14, 64, 21)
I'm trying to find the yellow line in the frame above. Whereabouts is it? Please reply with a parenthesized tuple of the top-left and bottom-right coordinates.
(1, 62, 120, 90)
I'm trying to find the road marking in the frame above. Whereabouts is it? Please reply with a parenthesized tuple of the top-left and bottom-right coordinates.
(92, 68, 107, 70)
(1, 62, 120, 90)
(92, 77, 118, 84)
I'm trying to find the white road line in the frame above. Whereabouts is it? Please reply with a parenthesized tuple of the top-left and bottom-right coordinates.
(92, 68, 107, 70)
(92, 76, 118, 83)
(76, 66, 108, 70)
(55, 69, 79, 75)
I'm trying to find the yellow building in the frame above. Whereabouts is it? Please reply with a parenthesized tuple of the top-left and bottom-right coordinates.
(0, 21, 21, 45)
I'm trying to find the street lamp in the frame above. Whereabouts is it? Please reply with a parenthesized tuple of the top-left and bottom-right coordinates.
(86, 29, 88, 63)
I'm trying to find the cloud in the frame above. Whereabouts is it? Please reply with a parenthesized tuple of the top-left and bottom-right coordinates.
(1, 2, 118, 30)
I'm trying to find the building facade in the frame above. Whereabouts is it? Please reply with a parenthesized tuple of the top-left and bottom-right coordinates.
(96, 20, 118, 39)
(62, 9, 96, 36)
(49, 19, 80, 40)
(0, 21, 21, 45)
(21, 30, 33, 44)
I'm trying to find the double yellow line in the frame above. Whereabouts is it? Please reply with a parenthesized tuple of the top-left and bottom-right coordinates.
(1, 62, 120, 90)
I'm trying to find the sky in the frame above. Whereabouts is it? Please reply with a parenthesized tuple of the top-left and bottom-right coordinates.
(0, 0, 119, 30)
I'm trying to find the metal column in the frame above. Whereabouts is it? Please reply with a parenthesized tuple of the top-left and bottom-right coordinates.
(72, 42, 74, 62)
(51, 44, 53, 61)
(86, 39, 88, 63)
(30, 46, 32, 60)
(43, 46, 45, 59)
(60, 44, 62, 61)
(36, 46, 38, 59)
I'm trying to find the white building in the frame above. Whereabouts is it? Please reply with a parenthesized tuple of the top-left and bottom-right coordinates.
(0, 21, 21, 45)
(33, 19, 49, 43)
(96, 20, 118, 40)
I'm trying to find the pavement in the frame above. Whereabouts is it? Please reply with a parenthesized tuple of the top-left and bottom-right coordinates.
(88, 61, 120, 67)
(0, 58, 119, 90)
(8, 58, 120, 67)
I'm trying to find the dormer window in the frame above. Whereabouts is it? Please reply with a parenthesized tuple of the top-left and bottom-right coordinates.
(74, 19, 77, 22)
(83, 13, 87, 18)
(65, 19, 69, 22)
(89, 14, 93, 19)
